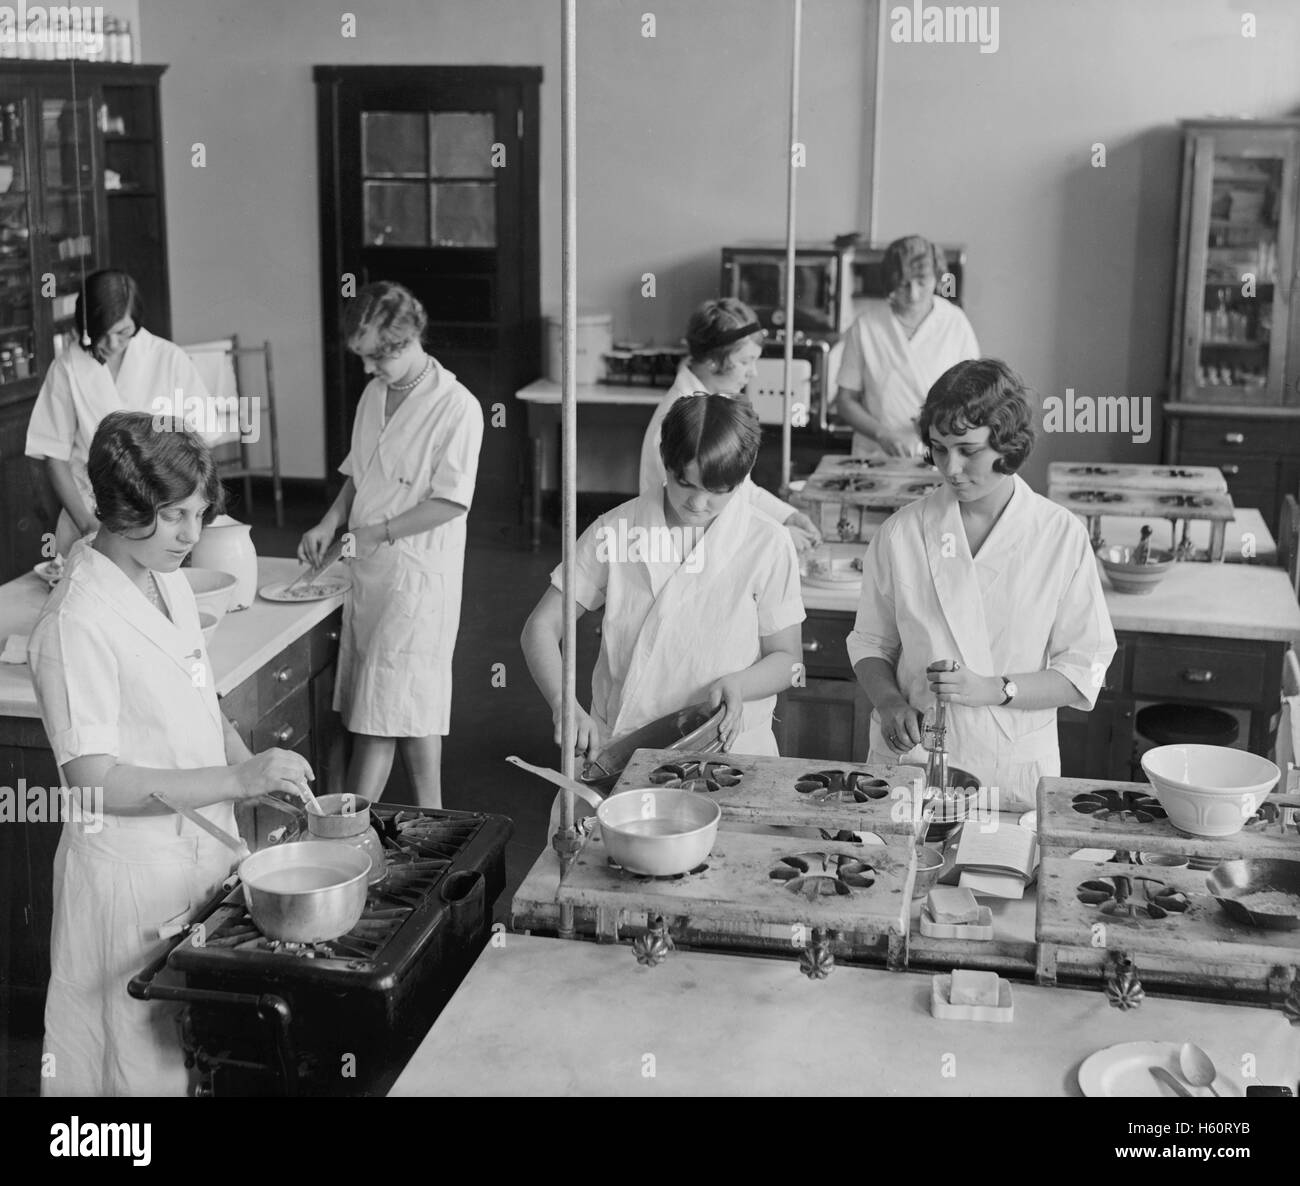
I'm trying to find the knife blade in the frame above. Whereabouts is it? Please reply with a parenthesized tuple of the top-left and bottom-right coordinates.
(286, 537, 346, 594)
(1149, 1066, 1194, 1097)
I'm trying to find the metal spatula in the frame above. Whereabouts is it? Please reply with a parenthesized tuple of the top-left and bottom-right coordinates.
(285, 536, 346, 596)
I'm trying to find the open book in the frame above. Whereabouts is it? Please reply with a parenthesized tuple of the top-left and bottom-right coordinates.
(954, 823, 1039, 900)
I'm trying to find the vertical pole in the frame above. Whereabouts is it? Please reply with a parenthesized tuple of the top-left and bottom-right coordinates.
(558, 0, 578, 939)
(780, 0, 803, 494)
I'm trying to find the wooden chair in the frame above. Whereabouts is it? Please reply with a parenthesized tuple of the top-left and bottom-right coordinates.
(183, 335, 284, 527)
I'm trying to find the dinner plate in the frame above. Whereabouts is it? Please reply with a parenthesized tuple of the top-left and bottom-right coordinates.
(1077, 1041, 1244, 1097)
(258, 575, 350, 603)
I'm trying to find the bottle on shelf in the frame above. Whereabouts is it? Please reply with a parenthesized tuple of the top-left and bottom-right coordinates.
(120, 20, 134, 64)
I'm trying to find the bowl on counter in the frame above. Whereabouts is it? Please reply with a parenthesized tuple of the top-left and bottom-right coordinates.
(1098, 544, 1174, 595)
(183, 567, 238, 626)
(198, 611, 219, 641)
(1141, 744, 1280, 838)
(912, 846, 945, 900)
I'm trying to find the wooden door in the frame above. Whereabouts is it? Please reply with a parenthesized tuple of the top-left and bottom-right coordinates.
(316, 66, 541, 520)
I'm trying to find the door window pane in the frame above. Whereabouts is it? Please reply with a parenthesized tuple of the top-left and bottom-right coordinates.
(431, 183, 494, 247)
(42, 98, 94, 190)
(430, 112, 495, 178)
(364, 181, 428, 246)
(362, 112, 427, 178)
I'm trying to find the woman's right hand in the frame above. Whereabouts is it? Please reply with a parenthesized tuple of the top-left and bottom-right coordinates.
(298, 522, 335, 568)
(234, 748, 316, 801)
(875, 428, 916, 458)
(877, 699, 924, 754)
(552, 703, 606, 762)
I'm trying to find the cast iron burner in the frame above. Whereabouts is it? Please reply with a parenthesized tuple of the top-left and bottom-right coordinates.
(906, 481, 942, 495)
(769, 851, 876, 899)
(795, 769, 892, 804)
(1071, 788, 1167, 824)
(606, 857, 709, 881)
(819, 477, 878, 493)
(1070, 489, 1125, 503)
(1157, 468, 1197, 479)
(649, 759, 743, 793)
(1067, 465, 1119, 475)
(1159, 494, 1212, 508)
(1076, 875, 1189, 921)
(836, 457, 886, 468)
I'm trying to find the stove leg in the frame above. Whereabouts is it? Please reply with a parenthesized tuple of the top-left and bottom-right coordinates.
(1208, 520, 1226, 562)
(1036, 943, 1058, 987)
(799, 927, 834, 979)
(633, 915, 674, 966)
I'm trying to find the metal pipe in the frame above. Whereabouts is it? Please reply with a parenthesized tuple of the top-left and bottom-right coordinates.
(780, 0, 804, 495)
(558, 0, 578, 940)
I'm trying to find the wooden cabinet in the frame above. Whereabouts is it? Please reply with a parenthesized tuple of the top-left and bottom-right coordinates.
(0, 63, 171, 585)
(1165, 118, 1300, 537)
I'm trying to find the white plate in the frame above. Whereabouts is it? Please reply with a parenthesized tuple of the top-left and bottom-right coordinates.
(1077, 1041, 1244, 1097)
(258, 575, 350, 603)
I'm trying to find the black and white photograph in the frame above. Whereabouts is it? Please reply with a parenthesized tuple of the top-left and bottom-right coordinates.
(1, 0, 1299, 1138)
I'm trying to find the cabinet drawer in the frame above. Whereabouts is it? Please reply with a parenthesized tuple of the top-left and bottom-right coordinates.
(1131, 642, 1266, 705)
(257, 634, 312, 713)
(308, 608, 343, 677)
(800, 614, 851, 677)
(1179, 450, 1278, 512)
(1178, 419, 1300, 457)
(253, 686, 312, 752)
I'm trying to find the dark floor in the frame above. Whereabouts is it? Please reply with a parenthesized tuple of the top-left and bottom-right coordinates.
(1, 484, 603, 1096)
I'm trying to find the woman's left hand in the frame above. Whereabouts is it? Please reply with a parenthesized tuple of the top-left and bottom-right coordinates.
(784, 512, 821, 560)
(706, 675, 745, 750)
(927, 661, 1003, 707)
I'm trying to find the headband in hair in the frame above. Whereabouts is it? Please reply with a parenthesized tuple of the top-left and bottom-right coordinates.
(700, 321, 764, 351)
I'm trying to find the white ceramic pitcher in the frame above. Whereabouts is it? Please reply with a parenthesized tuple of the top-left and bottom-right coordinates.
(191, 515, 257, 609)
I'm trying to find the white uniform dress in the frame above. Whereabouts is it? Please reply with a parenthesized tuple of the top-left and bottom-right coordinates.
(25, 330, 215, 555)
(639, 361, 794, 525)
(837, 298, 979, 458)
(27, 546, 237, 1097)
(556, 489, 805, 756)
(335, 362, 484, 737)
(846, 475, 1116, 811)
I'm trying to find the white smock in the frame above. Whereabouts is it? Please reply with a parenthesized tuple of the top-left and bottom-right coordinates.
(335, 362, 484, 737)
(26, 546, 237, 1097)
(25, 330, 216, 555)
(837, 298, 979, 457)
(639, 361, 793, 525)
(555, 489, 805, 757)
(845, 475, 1116, 812)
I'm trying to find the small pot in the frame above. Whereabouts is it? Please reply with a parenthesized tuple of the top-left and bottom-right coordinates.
(303, 793, 386, 885)
(240, 843, 371, 942)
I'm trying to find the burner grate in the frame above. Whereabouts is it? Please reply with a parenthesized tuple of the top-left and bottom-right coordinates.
(1159, 494, 1212, 508)
(1071, 788, 1166, 824)
(906, 481, 942, 495)
(1067, 465, 1119, 475)
(649, 759, 743, 793)
(795, 769, 891, 804)
(1069, 489, 1125, 503)
(1076, 874, 1189, 922)
(818, 477, 879, 493)
(769, 851, 876, 898)
(606, 857, 709, 881)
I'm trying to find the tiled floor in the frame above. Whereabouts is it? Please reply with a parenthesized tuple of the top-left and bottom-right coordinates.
(1, 485, 605, 1096)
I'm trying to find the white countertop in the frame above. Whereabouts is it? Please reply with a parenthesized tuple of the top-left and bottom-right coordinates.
(516, 378, 666, 407)
(803, 550, 1300, 643)
(0, 556, 343, 719)
(390, 932, 1300, 1096)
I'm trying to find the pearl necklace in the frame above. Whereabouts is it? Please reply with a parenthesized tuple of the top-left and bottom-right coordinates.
(145, 572, 169, 619)
(388, 356, 433, 392)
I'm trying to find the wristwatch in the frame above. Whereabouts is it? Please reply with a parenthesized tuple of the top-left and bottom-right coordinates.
(999, 677, 1018, 706)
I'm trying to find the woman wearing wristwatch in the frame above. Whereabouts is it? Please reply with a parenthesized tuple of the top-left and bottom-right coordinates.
(846, 359, 1116, 812)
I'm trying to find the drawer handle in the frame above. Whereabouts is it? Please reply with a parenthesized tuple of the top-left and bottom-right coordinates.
(803, 639, 822, 653)
(1180, 668, 1214, 684)
(1220, 464, 1240, 476)
(1222, 432, 1244, 445)
(273, 666, 293, 683)
(274, 724, 295, 744)
(327, 629, 340, 642)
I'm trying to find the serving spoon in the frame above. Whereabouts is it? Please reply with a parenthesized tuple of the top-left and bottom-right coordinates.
(1179, 1041, 1222, 1096)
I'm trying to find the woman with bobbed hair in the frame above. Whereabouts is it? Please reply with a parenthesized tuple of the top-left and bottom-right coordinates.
(639, 297, 821, 558)
(846, 359, 1116, 811)
(26, 270, 217, 555)
(834, 234, 979, 458)
(27, 411, 315, 1096)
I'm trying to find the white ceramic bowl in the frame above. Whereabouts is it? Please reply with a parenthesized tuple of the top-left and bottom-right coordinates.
(183, 567, 238, 626)
(1141, 744, 1280, 838)
(198, 610, 219, 641)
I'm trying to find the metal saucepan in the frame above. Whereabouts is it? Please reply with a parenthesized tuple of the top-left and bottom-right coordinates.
(152, 793, 371, 942)
(507, 755, 721, 876)
(579, 701, 726, 792)
(1206, 858, 1300, 932)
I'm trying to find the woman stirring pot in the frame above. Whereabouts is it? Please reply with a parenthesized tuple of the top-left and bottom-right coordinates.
(847, 360, 1116, 812)
(27, 412, 314, 1096)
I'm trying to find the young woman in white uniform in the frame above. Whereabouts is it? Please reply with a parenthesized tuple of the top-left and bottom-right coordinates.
(834, 236, 979, 458)
(300, 283, 484, 808)
(27, 412, 315, 1096)
(640, 298, 821, 560)
(25, 270, 216, 555)
(524, 395, 805, 762)
(846, 359, 1116, 812)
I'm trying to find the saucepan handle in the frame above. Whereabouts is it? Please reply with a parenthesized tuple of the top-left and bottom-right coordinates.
(151, 792, 251, 858)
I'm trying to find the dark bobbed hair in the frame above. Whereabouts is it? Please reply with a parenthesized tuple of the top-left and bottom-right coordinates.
(919, 358, 1037, 475)
(659, 393, 761, 492)
(88, 411, 226, 538)
(685, 298, 763, 372)
(342, 281, 429, 356)
(883, 235, 947, 294)
(75, 270, 144, 358)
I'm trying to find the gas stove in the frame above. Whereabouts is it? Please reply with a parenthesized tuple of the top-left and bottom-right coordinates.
(1048, 462, 1228, 494)
(795, 456, 943, 542)
(130, 804, 512, 1096)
